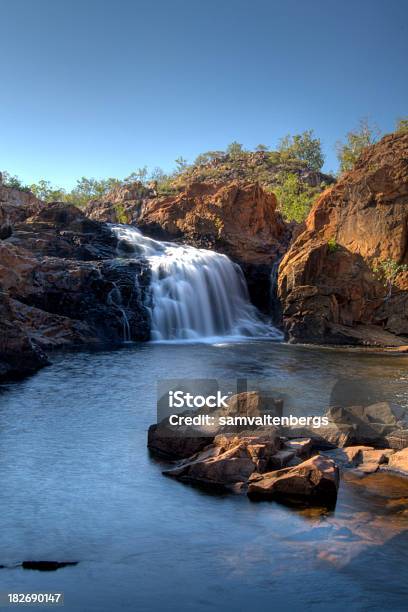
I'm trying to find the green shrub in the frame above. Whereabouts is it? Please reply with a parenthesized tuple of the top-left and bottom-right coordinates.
(336, 119, 380, 173)
(327, 237, 338, 253)
(273, 172, 317, 223)
(373, 258, 408, 298)
(396, 117, 408, 134)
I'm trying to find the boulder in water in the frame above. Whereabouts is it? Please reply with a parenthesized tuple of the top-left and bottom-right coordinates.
(247, 455, 340, 506)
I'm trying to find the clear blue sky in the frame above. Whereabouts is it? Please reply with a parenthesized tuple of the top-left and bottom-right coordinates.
(1, 0, 407, 189)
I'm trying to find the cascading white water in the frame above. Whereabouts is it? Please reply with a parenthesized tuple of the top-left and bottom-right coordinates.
(113, 225, 282, 342)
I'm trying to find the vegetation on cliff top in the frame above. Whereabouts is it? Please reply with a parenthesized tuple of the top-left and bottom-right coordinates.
(2, 119, 406, 223)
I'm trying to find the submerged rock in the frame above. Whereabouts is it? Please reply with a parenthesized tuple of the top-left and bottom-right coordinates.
(247, 455, 340, 506)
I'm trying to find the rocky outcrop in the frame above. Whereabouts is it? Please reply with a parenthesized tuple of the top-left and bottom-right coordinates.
(148, 389, 408, 505)
(278, 132, 408, 345)
(0, 182, 44, 238)
(0, 290, 49, 381)
(87, 180, 290, 267)
(148, 391, 283, 459)
(0, 197, 151, 381)
(86, 180, 291, 311)
(164, 431, 281, 491)
(86, 182, 155, 224)
(137, 181, 289, 266)
(247, 455, 340, 505)
(322, 446, 395, 473)
(283, 402, 408, 450)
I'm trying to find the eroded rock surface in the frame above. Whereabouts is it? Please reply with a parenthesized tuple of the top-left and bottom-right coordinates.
(0, 195, 151, 380)
(247, 455, 340, 505)
(278, 132, 408, 345)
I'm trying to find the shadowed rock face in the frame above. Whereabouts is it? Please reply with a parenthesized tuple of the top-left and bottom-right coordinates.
(247, 455, 340, 505)
(278, 132, 408, 345)
(0, 291, 49, 381)
(0, 199, 151, 381)
(0, 183, 44, 238)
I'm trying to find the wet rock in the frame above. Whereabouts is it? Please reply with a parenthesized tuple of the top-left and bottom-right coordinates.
(0, 291, 49, 381)
(387, 448, 408, 476)
(148, 391, 283, 459)
(247, 455, 340, 506)
(0, 200, 151, 381)
(325, 403, 407, 447)
(163, 431, 281, 490)
(323, 446, 395, 473)
(21, 561, 78, 571)
(147, 423, 212, 460)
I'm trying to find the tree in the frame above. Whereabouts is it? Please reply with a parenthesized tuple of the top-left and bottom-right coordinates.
(277, 130, 324, 171)
(226, 141, 244, 157)
(336, 119, 380, 173)
(255, 144, 269, 152)
(30, 179, 66, 202)
(373, 258, 408, 299)
(175, 157, 188, 172)
(124, 167, 148, 184)
(273, 172, 317, 223)
(1, 170, 30, 191)
(396, 117, 408, 134)
(194, 151, 224, 165)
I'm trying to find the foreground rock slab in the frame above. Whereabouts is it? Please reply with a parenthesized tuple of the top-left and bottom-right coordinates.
(163, 432, 281, 490)
(247, 455, 340, 506)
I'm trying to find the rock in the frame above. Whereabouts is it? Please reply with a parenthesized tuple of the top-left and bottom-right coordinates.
(0, 291, 49, 381)
(88, 181, 290, 267)
(385, 429, 408, 450)
(247, 455, 339, 506)
(8, 203, 118, 260)
(325, 403, 407, 446)
(355, 449, 395, 473)
(213, 390, 283, 431)
(147, 423, 212, 460)
(139, 182, 290, 266)
(282, 422, 354, 449)
(10, 298, 94, 350)
(387, 448, 408, 475)
(278, 132, 408, 345)
(21, 561, 78, 571)
(0, 183, 44, 236)
(163, 431, 281, 490)
(85, 181, 154, 224)
(323, 446, 395, 473)
(148, 391, 282, 459)
(284, 437, 313, 457)
(0, 199, 151, 381)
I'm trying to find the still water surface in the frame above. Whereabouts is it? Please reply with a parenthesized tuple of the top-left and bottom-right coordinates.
(0, 341, 407, 611)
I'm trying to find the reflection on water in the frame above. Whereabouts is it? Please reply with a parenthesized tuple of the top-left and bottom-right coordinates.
(0, 341, 407, 611)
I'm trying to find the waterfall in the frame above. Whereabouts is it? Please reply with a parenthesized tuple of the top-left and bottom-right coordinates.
(112, 225, 282, 342)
